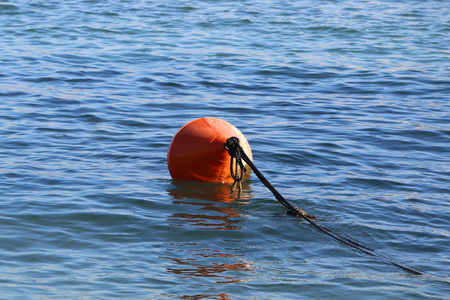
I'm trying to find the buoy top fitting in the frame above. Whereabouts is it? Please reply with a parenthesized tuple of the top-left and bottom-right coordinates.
(167, 117, 252, 183)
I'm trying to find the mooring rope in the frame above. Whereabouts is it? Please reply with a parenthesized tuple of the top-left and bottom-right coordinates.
(224, 136, 425, 276)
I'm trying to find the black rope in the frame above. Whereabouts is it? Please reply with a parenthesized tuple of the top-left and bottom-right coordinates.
(224, 136, 425, 276)
(225, 136, 246, 194)
(229, 139, 246, 184)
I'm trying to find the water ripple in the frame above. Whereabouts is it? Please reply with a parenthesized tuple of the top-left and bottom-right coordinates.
(0, 0, 449, 299)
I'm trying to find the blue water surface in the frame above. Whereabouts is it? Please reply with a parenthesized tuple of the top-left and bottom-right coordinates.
(1, 0, 449, 299)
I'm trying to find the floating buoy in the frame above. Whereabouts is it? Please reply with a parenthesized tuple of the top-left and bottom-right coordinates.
(167, 117, 252, 183)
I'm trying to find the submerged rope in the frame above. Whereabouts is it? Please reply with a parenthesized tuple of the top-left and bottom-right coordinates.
(224, 136, 425, 276)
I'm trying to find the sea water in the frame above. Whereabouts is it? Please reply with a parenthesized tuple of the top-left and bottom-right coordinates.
(0, 0, 449, 299)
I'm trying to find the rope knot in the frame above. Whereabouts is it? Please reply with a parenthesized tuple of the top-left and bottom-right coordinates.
(224, 137, 246, 185)
(224, 136, 240, 156)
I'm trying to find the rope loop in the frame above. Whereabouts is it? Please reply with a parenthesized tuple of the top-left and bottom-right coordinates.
(224, 137, 246, 185)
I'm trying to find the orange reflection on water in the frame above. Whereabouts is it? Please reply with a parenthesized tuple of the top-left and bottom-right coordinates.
(164, 181, 254, 285)
(167, 180, 252, 203)
(167, 180, 252, 230)
(162, 242, 253, 284)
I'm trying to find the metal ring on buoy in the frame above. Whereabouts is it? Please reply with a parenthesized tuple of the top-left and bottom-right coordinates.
(167, 117, 253, 183)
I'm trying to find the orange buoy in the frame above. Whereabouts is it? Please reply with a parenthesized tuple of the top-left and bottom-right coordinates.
(167, 117, 252, 183)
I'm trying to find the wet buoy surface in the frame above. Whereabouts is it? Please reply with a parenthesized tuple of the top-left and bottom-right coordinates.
(167, 117, 252, 183)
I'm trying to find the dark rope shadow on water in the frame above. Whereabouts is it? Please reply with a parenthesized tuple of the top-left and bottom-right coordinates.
(224, 136, 441, 278)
